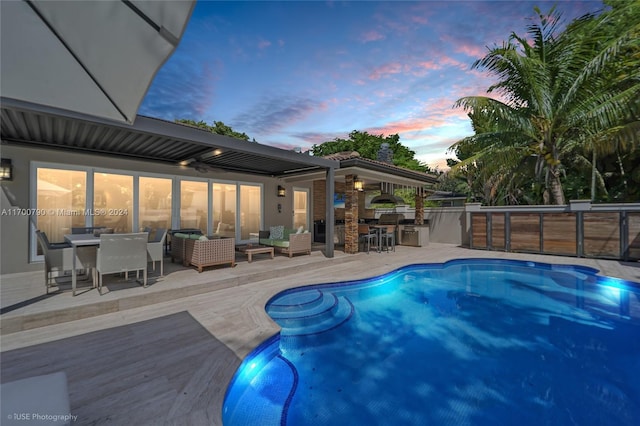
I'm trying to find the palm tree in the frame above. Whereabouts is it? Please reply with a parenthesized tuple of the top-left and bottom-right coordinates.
(452, 3, 640, 205)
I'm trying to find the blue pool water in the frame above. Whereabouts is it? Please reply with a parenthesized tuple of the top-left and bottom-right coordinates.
(223, 259, 640, 425)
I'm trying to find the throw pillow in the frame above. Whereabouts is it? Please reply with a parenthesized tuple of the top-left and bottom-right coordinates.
(198, 235, 209, 241)
(296, 225, 304, 234)
(270, 225, 284, 240)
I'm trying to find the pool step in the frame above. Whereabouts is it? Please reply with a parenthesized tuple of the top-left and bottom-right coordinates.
(268, 292, 339, 328)
(279, 295, 354, 337)
(266, 289, 325, 315)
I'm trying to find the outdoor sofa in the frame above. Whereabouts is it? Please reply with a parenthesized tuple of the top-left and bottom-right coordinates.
(171, 233, 235, 272)
(259, 225, 312, 258)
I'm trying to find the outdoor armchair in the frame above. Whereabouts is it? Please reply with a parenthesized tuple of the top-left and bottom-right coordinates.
(171, 234, 235, 272)
(95, 232, 148, 294)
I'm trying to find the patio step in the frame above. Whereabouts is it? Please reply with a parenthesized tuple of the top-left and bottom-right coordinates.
(0, 250, 366, 334)
(267, 291, 339, 328)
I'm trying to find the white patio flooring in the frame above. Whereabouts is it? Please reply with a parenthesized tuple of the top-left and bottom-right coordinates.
(1, 244, 639, 425)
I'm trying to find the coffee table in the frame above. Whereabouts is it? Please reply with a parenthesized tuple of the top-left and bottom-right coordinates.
(237, 245, 274, 263)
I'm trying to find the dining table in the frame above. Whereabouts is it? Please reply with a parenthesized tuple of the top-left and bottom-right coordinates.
(64, 233, 101, 296)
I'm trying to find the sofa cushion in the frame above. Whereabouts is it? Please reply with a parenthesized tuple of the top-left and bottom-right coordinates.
(269, 225, 284, 240)
(173, 233, 188, 239)
(262, 238, 290, 248)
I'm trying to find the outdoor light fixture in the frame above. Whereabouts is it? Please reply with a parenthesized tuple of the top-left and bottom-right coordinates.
(0, 159, 13, 181)
(277, 185, 286, 197)
(354, 177, 364, 191)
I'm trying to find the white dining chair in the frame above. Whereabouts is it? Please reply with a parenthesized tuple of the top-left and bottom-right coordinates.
(95, 232, 148, 294)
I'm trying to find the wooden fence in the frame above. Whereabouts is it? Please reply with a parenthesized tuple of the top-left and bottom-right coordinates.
(467, 201, 640, 261)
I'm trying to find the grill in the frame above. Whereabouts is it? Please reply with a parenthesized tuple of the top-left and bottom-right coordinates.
(377, 213, 406, 225)
(377, 213, 429, 246)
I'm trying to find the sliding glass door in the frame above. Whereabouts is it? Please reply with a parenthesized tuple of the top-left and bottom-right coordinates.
(293, 187, 309, 231)
(93, 172, 133, 233)
(35, 168, 87, 248)
(239, 184, 262, 240)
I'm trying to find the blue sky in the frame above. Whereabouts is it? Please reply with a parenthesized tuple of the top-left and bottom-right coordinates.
(140, 0, 604, 170)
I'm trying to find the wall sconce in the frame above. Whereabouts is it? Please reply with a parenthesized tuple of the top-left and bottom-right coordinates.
(354, 177, 364, 191)
(277, 185, 286, 197)
(0, 159, 13, 181)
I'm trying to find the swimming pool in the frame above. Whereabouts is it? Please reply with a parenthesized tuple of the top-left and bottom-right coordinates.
(223, 259, 640, 425)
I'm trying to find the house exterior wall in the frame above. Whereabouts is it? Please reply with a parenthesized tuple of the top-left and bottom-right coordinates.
(0, 144, 311, 274)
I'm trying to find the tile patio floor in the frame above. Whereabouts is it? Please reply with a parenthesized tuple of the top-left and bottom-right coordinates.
(1, 244, 639, 425)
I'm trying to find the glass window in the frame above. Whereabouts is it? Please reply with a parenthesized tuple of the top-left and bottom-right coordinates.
(93, 172, 133, 233)
(180, 180, 208, 233)
(36, 168, 87, 248)
(139, 176, 172, 232)
(212, 183, 236, 237)
(240, 184, 261, 240)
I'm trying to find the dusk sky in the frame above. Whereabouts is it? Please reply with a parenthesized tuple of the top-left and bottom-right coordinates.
(139, 0, 604, 170)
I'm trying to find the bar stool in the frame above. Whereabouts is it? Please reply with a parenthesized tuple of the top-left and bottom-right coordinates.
(358, 224, 378, 253)
(380, 225, 396, 252)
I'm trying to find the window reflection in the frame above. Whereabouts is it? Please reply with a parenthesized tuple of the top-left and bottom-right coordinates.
(93, 173, 133, 233)
(139, 177, 172, 232)
(240, 185, 261, 240)
(294, 189, 309, 230)
(36, 168, 87, 248)
(180, 180, 208, 233)
(213, 183, 236, 237)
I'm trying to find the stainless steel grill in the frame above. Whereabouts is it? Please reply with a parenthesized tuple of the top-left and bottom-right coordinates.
(401, 224, 430, 247)
(377, 213, 405, 225)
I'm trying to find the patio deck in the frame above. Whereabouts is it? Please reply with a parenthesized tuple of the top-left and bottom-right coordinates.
(1, 244, 639, 425)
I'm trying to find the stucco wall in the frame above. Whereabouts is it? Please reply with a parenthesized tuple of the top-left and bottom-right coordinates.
(423, 207, 467, 245)
(0, 144, 311, 274)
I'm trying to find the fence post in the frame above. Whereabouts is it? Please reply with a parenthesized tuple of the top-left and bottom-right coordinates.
(487, 213, 493, 250)
(621, 211, 628, 261)
(570, 200, 590, 258)
(576, 212, 584, 257)
(505, 212, 511, 252)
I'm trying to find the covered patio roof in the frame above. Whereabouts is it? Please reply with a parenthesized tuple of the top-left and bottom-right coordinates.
(0, 98, 339, 177)
(282, 151, 439, 188)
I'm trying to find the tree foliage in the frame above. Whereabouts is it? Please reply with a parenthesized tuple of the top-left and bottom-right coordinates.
(176, 119, 251, 141)
(311, 130, 432, 172)
(449, 1, 640, 205)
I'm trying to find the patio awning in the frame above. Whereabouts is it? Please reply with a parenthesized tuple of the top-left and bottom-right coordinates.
(0, 99, 339, 176)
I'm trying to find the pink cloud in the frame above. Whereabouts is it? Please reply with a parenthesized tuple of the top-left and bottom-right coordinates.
(368, 62, 406, 80)
(417, 61, 441, 70)
(360, 30, 385, 43)
(366, 117, 450, 137)
(455, 43, 486, 59)
(258, 39, 272, 49)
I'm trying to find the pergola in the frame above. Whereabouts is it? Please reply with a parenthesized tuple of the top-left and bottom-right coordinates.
(0, 99, 341, 256)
